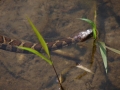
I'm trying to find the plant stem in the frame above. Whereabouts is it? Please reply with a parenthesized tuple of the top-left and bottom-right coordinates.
(52, 64, 64, 90)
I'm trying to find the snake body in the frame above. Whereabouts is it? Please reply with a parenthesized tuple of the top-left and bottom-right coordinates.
(0, 29, 92, 53)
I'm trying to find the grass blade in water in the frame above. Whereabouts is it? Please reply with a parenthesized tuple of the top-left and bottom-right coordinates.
(27, 17, 50, 58)
(106, 46, 120, 55)
(18, 46, 52, 65)
(97, 41, 107, 73)
(78, 18, 97, 39)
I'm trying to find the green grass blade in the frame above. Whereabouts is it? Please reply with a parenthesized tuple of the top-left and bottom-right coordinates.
(79, 18, 94, 27)
(97, 41, 107, 73)
(27, 17, 50, 58)
(18, 46, 52, 65)
(78, 18, 97, 39)
(106, 46, 120, 55)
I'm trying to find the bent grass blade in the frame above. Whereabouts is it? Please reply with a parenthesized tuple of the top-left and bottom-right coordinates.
(77, 18, 97, 39)
(97, 41, 107, 73)
(18, 18, 52, 65)
(106, 46, 120, 55)
(27, 17, 50, 58)
(18, 46, 52, 65)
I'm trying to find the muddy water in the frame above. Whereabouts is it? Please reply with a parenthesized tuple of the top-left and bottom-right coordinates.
(0, 0, 120, 90)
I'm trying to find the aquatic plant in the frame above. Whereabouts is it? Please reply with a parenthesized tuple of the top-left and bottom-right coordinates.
(18, 17, 64, 90)
(79, 16, 120, 73)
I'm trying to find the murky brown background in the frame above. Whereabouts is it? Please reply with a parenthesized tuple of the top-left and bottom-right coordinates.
(0, 0, 120, 90)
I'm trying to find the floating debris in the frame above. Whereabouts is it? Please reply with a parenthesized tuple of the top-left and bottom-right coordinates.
(76, 64, 94, 74)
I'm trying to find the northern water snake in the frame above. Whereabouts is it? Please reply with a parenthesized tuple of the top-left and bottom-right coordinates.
(0, 29, 93, 53)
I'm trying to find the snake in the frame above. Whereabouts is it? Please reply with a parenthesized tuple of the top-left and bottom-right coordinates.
(0, 29, 93, 53)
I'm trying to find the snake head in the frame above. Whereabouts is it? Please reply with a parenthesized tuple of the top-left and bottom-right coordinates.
(74, 29, 93, 42)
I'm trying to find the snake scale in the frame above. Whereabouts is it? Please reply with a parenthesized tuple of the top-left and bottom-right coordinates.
(0, 29, 92, 53)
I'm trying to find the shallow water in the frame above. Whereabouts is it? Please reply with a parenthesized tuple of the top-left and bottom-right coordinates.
(0, 0, 120, 90)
